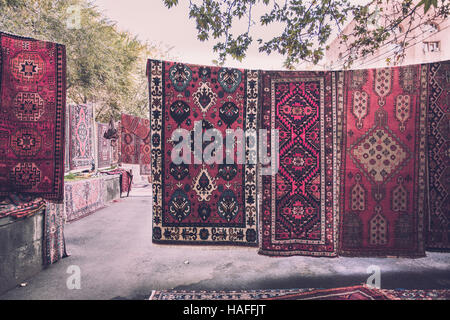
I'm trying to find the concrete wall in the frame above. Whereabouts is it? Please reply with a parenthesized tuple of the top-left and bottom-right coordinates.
(0, 174, 121, 295)
(0, 211, 45, 295)
(103, 174, 121, 202)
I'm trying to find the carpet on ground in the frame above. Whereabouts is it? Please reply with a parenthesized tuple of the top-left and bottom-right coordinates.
(426, 61, 450, 251)
(147, 59, 259, 246)
(97, 122, 112, 169)
(101, 168, 132, 196)
(0, 32, 66, 200)
(338, 65, 427, 257)
(69, 104, 95, 171)
(64, 177, 105, 222)
(149, 285, 450, 300)
(258, 71, 341, 256)
(44, 201, 68, 265)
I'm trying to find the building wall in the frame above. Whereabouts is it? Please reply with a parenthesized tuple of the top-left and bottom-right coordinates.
(326, 4, 450, 69)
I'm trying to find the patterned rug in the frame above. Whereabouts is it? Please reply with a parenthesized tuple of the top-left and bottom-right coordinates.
(65, 177, 105, 222)
(338, 66, 427, 257)
(0, 32, 66, 200)
(149, 286, 450, 300)
(147, 60, 258, 246)
(426, 61, 450, 251)
(97, 122, 112, 169)
(69, 104, 95, 171)
(0, 193, 46, 219)
(259, 71, 340, 256)
(44, 201, 68, 265)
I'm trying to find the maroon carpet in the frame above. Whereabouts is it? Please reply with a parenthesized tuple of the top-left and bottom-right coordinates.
(0, 32, 66, 200)
(426, 61, 450, 251)
(259, 71, 340, 256)
(147, 60, 258, 246)
(338, 66, 427, 257)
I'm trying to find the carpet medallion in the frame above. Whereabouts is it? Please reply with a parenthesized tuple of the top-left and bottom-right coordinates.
(0, 32, 66, 200)
(339, 66, 427, 257)
(259, 71, 341, 256)
(69, 104, 94, 171)
(147, 59, 258, 246)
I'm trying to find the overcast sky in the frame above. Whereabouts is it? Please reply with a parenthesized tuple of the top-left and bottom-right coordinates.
(92, 0, 369, 70)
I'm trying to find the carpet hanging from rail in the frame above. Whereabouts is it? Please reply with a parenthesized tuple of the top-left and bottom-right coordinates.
(259, 71, 341, 256)
(426, 61, 450, 251)
(69, 104, 95, 171)
(147, 59, 259, 246)
(0, 32, 66, 200)
(120, 113, 151, 175)
(97, 122, 111, 169)
(338, 65, 428, 257)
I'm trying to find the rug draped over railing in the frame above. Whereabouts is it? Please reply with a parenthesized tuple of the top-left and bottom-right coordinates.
(338, 66, 428, 257)
(0, 32, 66, 201)
(64, 177, 105, 222)
(147, 59, 259, 246)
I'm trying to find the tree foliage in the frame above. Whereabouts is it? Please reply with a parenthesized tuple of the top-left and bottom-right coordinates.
(1, 0, 173, 121)
(164, 0, 450, 68)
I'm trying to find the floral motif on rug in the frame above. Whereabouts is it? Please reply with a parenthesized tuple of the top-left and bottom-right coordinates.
(259, 71, 340, 256)
(64, 177, 105, 222)
(338, 66, 427, 257)
(97, 122, 111, 169)
(147, 60, 258, 246)
(69, 104, 94, 171)
(426, 61, 450, 251)
(0, 32, 66, 200)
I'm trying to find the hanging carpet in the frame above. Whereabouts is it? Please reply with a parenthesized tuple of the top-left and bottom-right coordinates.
(338, 65, 428, 257)
(0, 32, 66, 200)
(259, 71, 341, 256)
(147, 59, 259, 246)
(69, 104, 95, 171)
(97, 122, 112, 169)
(426, 61, 450, 251)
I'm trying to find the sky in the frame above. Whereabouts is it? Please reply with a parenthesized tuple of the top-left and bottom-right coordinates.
(92, 0, 308, 70)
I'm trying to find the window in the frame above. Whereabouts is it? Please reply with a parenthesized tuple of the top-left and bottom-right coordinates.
(423, 22, 439, 34)
(423, 41, 440, 52)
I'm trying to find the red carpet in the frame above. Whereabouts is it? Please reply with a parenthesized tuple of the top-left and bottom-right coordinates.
(0, 32, 66, 200)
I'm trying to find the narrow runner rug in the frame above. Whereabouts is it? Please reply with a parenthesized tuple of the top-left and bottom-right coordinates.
(426, 61, 450, 251)
(97, 122, 111, 169)
(147, 59, 258, 246)
(0, 32, 66, 200)
(69, 104, 94, 171)
(64, 177, 105, 222)
(44, 201, 68, 265)
(150, 286, 449, 300)
(259, 71, 340, 256)
(338, 65, 427, 257)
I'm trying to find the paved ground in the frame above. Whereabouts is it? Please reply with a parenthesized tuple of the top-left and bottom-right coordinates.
(1, 185, 449, 300)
